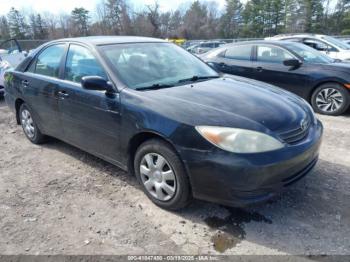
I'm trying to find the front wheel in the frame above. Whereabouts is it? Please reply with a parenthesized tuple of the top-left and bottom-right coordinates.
(311, 83, 350, 115)
(134, 139, 191, 210)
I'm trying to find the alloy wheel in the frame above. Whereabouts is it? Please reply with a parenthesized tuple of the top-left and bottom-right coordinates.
(21, 109, 35, 138)
(315, 88, 344, 113)
(139, 153, 176, 201)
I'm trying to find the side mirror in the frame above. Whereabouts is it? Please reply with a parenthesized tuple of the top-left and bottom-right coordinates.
(81, 76, 115, 93)
(283, 59, 301, 68)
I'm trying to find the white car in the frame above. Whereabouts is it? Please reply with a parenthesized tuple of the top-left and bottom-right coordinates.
(0, 39, 27, 96)
(267, 34, 350, 61)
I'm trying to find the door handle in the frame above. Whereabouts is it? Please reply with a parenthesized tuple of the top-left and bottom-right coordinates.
(256, 66, 263, 72)
(58, 90, 69, 98)
(21, 80, 29, 87)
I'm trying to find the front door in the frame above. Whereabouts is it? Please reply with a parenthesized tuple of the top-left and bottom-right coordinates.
(252, 44, 309, 96)
(57, 44, 122, 165)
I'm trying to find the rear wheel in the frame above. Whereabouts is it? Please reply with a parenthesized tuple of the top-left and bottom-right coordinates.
(311, 83, 350, 115)
(134, 139, 191, 210)
(19, 104, 46, 144)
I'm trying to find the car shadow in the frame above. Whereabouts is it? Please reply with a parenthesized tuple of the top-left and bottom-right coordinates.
(40, 138, 350, 255)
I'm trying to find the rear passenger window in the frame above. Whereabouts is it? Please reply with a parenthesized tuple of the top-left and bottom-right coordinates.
(31, 44, 65, 78)
(225, 45, 252, 60)
(65, 45, 107, 83)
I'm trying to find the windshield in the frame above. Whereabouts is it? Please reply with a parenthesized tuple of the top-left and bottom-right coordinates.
(322, 36, 350, 50)
(99, 43, 218, 89)
(284, 42, 334, 64)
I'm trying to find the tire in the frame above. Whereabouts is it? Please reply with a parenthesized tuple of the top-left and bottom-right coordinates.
(19, 103, 46, 144)
(311, 83, 350, 116)
(134, 139, 191, 210)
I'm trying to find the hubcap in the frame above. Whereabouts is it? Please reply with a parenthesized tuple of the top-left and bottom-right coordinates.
(21, 109, 35, 138)
(140, 153, 176, 201)
(316, 88, 344, 113)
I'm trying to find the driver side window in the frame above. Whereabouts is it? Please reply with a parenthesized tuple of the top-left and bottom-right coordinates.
(64, 45, 107, 84)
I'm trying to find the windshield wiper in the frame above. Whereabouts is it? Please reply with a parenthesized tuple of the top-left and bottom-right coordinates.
(178, 75, 220, 83)
(135, 83, 174, 91)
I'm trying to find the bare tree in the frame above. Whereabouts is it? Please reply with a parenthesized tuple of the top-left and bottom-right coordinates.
(146, 1, 161, 37)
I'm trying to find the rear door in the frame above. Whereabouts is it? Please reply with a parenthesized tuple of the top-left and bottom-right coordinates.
(252, 44, 309, 95)
(16, 43, 66, 138)
(57, 43, 122, 164)
(215, 44, 254, 78)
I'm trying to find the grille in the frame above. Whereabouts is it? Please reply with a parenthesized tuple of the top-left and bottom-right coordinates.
(278, 117, 311, 144)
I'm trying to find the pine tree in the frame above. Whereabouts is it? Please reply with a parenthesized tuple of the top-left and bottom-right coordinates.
(71, 7, 90, 36)
(35, 14, 48, 39)
(183, 1, 208, 39)
(7, 7, 29, 39)
(0, 16, 10, 39)
(220, 0, 243, 38)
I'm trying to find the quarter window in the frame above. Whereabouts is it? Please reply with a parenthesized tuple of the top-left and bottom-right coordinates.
(224, 45, 252, 60)
(64, 45, 107, 83)
(30, 44, 65, 78)
(257, 45, 294, 63)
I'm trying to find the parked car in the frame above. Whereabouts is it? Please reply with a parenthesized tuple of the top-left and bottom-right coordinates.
(267, 34, 350, 61)
(187, 41, 226, 55)
(201, 40, 350, 115)
(186, 44, 200, 54)
(5, 36, 322, 210)
(0, 39, 28, 96)
(342, 38, 350, 46)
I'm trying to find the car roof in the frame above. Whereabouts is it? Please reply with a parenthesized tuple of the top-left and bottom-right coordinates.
(225, 40, 298, 47)
(268, 34, 326, 39)
(48, 36, 168, 46)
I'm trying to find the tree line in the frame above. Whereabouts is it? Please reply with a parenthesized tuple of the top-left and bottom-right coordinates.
(1, 0, 350, 41)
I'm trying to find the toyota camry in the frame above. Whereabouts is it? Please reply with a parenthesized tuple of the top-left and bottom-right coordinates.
(4, 36, 323, 210)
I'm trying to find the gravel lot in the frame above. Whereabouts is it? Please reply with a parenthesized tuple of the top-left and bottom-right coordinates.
(0, 97, 349, 256)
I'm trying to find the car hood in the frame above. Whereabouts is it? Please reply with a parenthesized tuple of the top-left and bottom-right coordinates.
(127, 76, 311, 135)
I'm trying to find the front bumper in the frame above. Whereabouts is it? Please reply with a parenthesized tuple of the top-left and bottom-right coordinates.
(180, 120, 323, 207)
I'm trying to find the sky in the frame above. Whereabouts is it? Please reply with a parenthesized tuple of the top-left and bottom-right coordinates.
(0, 0, 227, 15)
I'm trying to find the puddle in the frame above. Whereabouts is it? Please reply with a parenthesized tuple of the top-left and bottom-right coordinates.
(204, 207, 272, 253)
(210, 232, 238, 253)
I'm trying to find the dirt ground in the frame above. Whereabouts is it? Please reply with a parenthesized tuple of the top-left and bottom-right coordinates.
(0, 97, 349, 256)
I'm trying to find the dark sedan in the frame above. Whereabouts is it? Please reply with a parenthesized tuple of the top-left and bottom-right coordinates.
(5, 36, 323, 210)
(201, 40, 350, 115)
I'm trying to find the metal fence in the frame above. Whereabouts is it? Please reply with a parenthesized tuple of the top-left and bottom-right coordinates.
(16, 40, 48, 51)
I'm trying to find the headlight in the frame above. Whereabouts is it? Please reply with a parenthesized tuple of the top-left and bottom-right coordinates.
(195, 126, 284, 153)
